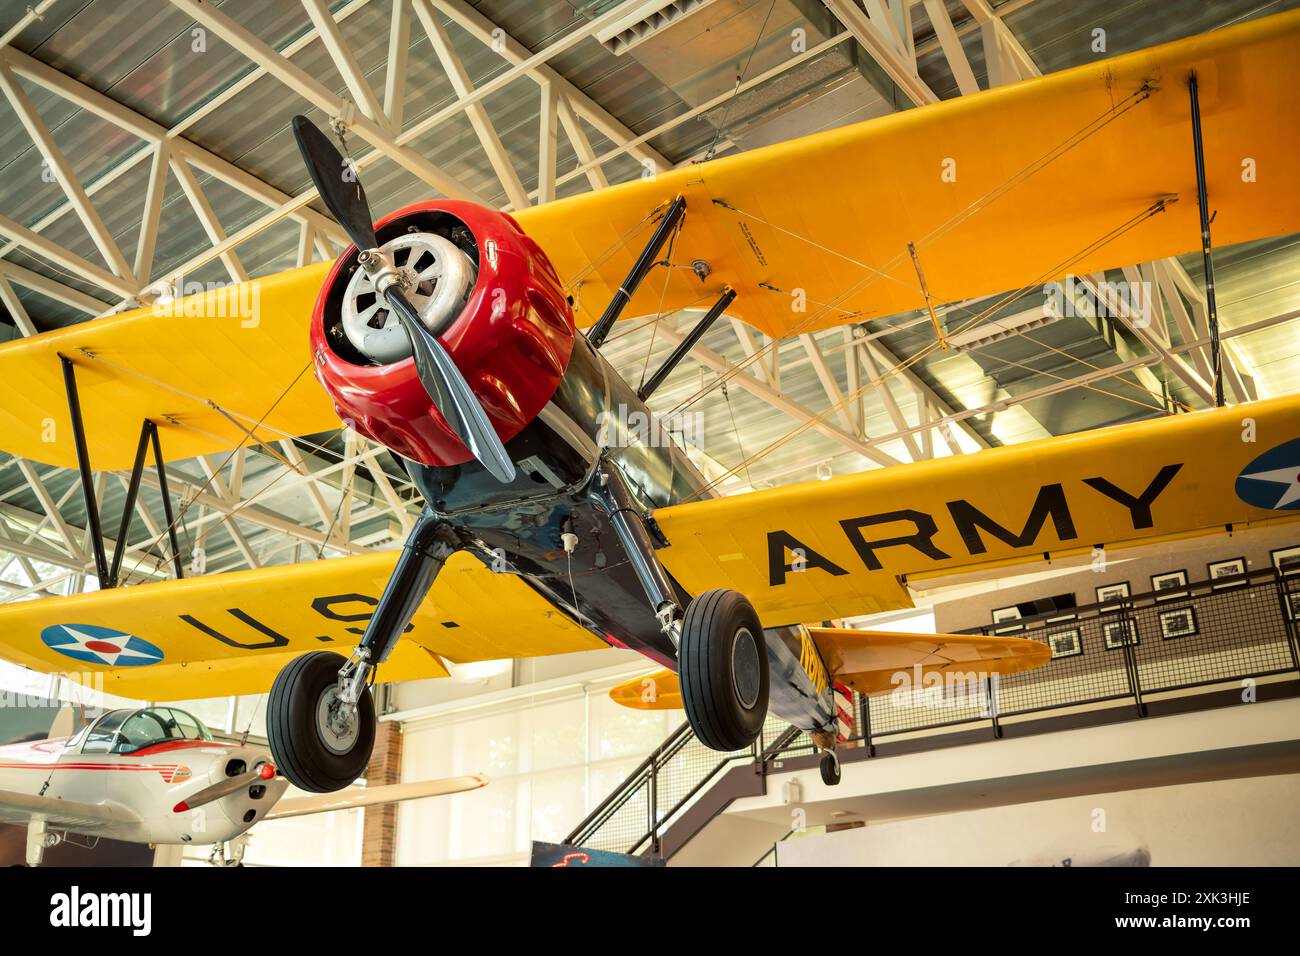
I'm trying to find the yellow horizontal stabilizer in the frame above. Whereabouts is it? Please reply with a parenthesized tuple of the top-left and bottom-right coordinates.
(655, 394, 1300, 626)
(809, 628, 1050, 697)
(1, 12, 1297, 470)
(0, 551, 606, 701)
(609, 669, 682, 710)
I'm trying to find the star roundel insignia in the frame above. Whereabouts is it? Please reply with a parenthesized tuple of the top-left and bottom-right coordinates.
(40, 623, 165, 667)
(1236, 437, 1300, 511)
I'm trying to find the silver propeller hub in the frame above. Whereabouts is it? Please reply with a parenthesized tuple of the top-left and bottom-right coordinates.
(341, 232, 476, 364)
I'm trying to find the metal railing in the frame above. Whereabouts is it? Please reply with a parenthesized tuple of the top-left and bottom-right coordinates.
(566, 713, 801, 855)
(566, 567, 1300, 858)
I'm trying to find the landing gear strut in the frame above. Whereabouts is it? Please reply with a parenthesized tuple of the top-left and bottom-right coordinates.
(588, 461, 771, 753)
(268, 509, 460, 792)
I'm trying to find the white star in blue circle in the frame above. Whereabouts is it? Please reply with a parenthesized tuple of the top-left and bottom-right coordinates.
(1236, 437, 1300, 511)
(40, 624, 164, 667)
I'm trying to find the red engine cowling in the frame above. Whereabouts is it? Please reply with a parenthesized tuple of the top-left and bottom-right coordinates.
(309, 200, 576, 466)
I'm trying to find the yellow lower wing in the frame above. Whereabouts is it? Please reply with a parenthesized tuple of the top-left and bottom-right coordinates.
(0, 551, 606, 701)
(608, 629, 1048, 709)
(609, 669, 682, 710)
(655, 394, 1300, 626)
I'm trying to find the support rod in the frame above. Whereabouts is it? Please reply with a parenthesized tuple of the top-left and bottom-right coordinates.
(637, 287, 736, 401)
(1188, 71, 1224, 407)
(149, 421, 185, 580)
(107, 420, 153, 587)
(587, 195, 686, 349)
(589, 460, 683, 648)
(59, 354, 110, 586)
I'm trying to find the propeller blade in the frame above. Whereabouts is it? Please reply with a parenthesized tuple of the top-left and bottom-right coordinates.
(291, 115, 377, 252)
(382, 288, 516, 483)
(174, 763, 276, 814)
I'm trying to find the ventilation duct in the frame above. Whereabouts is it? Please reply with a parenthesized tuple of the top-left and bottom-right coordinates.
(596, 0, 719, 56)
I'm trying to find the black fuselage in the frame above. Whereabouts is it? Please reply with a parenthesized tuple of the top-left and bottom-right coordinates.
(406, 336, 709, 669)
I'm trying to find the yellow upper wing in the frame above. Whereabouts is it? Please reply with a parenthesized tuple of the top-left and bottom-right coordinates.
(0, 551, 605, 701)
(524, 9, 1300, 338)
(0, 264, 336, 470)
(1, 11, 1297, 470)
(654, 394, 1300, 626)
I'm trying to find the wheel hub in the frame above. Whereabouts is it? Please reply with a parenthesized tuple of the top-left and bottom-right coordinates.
(316, 685, 360, 755)
(731, 627, 761, 709)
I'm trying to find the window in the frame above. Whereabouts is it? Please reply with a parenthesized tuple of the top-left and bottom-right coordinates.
(397, 676, 680, 866)
(80, 707, 213, 755)
(115, 710, 173, 753)
(161, 708, 211, 741)
(80, 710, 131, 754)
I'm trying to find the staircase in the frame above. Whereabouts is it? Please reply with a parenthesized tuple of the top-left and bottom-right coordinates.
(566, 714, 805, 862)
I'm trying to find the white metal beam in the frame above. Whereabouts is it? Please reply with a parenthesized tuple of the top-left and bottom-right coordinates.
(652, 321, 903, 468)
(0, 47, 345, 245)
(923, 0, 980, 95)
(15, 462, 85, 560)
(301, 0, 389, 127)
(0, 277, 37, 337)
(169, 0, 488, 204)
(384, 0, 412, 130)
(412, 0, 530, 208)
(134, 142, 171, 286)
(857, 339, 925, 461)
(537, 81, 559, 206)
(433, 0, 668, 174)
(799, 333, 859, 435)
(0, 58, 135, 281)
(0, 260, 111, 315)
(0, 211, 137, 299)
(825, 0, 938, 106)
(169, 151, 249, 284)
(555, 93, 609, 191)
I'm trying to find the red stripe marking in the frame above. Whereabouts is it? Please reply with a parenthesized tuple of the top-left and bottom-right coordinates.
(129, 739, 235, 757)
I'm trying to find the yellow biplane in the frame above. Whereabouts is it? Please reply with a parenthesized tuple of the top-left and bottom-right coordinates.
(0, 12, 1297, 792)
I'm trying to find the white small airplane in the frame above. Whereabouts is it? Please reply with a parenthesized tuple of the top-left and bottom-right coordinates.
(0, 705, 485, 866)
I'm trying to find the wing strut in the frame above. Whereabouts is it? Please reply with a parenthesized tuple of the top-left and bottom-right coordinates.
(60, 353, 110, 585)
(58, 353, 185, 588)
(587, 195, 687, 349)
(637, 287, 736, 401)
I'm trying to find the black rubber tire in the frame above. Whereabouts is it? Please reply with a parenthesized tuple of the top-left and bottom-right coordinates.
(267, 651, 375, 793)
(819, 752, 841, 787)
(679, 589, 769, 752)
